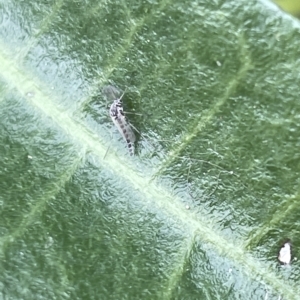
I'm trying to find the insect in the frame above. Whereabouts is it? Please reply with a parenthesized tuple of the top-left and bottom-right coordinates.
(104, 85, 136, 156)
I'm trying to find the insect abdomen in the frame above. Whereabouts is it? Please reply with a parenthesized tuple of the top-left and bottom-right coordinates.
(110, 99, 136, 156)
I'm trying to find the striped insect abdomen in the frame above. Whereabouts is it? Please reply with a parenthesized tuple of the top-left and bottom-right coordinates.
(110, 99, 136, 156)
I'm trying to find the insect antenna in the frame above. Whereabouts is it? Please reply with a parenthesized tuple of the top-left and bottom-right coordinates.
(117, 86, 127, 101)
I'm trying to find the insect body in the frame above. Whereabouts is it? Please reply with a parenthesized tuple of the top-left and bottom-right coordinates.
(109, 88, 136, 156)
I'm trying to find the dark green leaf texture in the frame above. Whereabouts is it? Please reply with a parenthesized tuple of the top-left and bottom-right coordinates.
(1, 0, 300, 299)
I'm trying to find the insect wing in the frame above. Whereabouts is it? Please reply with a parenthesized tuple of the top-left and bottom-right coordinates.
(103, 85, 121, 102)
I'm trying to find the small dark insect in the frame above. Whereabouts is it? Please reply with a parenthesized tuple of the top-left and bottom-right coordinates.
(104, 85, 136, 156)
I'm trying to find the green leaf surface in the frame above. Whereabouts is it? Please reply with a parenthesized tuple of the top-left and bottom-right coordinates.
(1, 0, 300, 299)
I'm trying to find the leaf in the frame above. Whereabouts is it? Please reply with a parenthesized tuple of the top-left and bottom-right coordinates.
(0, 0, 300, 299)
